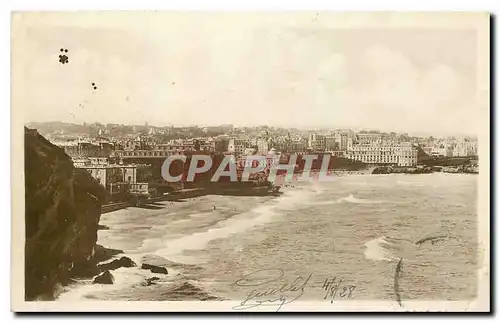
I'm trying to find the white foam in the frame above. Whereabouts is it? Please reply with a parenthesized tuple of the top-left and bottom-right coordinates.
(57, 254, 180, 301)
(364, 236, 426, 263)
(152, 204, 279, 259)
(147, 188, 316, 260)
(342, 194, 384, 204)
(57, 267, 147, 301)
(310, 194, 384, 206)
(364, 237, 397, 262)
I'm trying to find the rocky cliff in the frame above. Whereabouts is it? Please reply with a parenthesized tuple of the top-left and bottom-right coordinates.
(24, 127, 107, 300)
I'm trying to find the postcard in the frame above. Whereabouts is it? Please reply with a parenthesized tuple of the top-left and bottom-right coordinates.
(11, 11, 490, 312)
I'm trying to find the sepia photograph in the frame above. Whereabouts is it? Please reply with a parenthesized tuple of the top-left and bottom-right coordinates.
(11, 11, 490, 312)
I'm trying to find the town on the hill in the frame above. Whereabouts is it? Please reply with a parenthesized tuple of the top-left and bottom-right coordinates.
(26, 122, 479, 207)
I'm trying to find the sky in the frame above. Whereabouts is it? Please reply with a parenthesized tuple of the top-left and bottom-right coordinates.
(13, 12, 486, 136)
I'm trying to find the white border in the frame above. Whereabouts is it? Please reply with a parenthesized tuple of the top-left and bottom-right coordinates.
(3, 1, 497, 320)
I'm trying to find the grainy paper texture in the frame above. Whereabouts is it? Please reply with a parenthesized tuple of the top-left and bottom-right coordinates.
(11, 12, 490, 312)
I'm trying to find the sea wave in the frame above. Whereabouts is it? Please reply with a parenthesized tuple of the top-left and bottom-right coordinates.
(364, 234, 455, 263)
(158, 280, 220, 301)
(397, 181, 426, 187)
(312, 194, 384, 206)
(342, 194, 384, 204)
(159, 205, 279, 255)
(139, 188, 316, 261)
(57, 253, 189, 301)
(364, 237, 398, 262)
(57, 264, 170, 301)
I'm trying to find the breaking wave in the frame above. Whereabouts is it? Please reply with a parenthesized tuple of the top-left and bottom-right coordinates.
(312, 194, 385, 206)
(364, 236, 404, 262)
(342, 194, 384, 204)
(364, 234, 454, 263)
(140, 188, 316, 261)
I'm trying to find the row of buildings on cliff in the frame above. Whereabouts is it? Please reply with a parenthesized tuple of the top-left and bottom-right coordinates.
(36, 123, 478, 199)
(43, 122, 478, 162)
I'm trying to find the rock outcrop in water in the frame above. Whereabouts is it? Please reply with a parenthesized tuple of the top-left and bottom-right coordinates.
(93, 244, 124, 263)
(93, 270, 114, 284)
(142, 277, 160, 286)
(141, 263, 169, 274)
(98, 256, 137, 271)
(24, 127, 107, 300)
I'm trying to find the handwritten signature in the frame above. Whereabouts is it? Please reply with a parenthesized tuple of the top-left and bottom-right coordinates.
(232, 268, 312, 312)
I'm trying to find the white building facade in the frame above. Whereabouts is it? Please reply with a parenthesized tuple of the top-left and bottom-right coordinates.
(346, 142, 418, 166)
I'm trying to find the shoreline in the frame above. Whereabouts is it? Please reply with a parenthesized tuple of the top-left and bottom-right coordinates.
(102, 188, 206, 214)
(102, 170, 478, 214)
(57, 172, 478, 302)
(57, 220, 222, 301)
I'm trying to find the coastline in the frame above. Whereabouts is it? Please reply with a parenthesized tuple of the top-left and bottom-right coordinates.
(58, 194, 239, 301)
(101, 168, 479, 214)
(58, 241, 220, 301)
(54, 172, 479, 303)
(56, 174, 480, 301)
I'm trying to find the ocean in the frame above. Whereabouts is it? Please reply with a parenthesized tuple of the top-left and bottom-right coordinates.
(57, 173, 478, 303)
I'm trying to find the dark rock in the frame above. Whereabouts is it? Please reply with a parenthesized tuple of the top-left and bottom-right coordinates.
(372, 166, 392, 174)
(24, 127, 107, 300)
(93, 270, 114, 284)
(93, 245, 123, 263)
(98, 256, 136, 271)
(69, 260, 100, 278)
(142, 277, 160, 286)
(141, 263, 168, 274)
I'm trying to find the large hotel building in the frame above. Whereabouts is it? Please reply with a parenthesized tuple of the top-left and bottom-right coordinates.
(346, 141, 418, 166)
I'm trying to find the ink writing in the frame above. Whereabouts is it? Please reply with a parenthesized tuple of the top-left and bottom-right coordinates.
(323, 277, 356, 303)
(232, 268, 312, 312)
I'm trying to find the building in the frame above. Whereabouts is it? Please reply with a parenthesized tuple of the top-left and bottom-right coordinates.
(214, 136, 230, 152)
(122, 135, 155, 151)
(330, 150, 345, 157)
(78, 164, 138, 188)
(56, 140, 113, 158)
(269, 137, 296, 154)
(289, 139, 308, 153)
(334, 132, 350, 150)
(347, 142, 399, 165)
(256, 138, 270, 155)
(421, 146, 433, 155)
(325, 136, 337, 151)
(129, 182, 151, 196)
(356, 132, 383, 144)
(228, 138, 250, 154)
(308, 134, 326, 151)
(155, 138, 216, 153)
(430, 141, 453, 157)
(453, 137, 478, 157)
(89, 157, 108, 166)
(71, 157, 90, 167)
(397, 142, 418, 166)
(346, 142, 418, 166)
